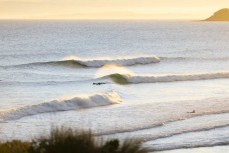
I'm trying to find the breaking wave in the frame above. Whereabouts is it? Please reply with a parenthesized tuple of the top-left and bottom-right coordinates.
(0, 92, 121, 121)
(9, 56, 160, 68)
(103, 72, 229, 84)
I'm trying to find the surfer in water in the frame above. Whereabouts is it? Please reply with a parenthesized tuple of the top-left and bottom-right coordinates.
(93, 82, 107, 85)
(187, 110, 195, 114)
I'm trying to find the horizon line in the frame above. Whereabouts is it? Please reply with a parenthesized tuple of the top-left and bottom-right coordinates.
(0, 18, 200, 21)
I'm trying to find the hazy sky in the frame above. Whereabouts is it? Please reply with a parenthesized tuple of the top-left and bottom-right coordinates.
(0, 0, 229, 19)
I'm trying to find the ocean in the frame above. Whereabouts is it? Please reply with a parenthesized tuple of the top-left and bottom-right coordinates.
(0, 20, 229, 152)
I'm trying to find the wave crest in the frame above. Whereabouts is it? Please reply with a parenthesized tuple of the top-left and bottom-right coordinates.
(77, 56, 160, 67)
(105, 72, 229, 84)
(9, 56, 160, 68)
(1, 92, 121, 121)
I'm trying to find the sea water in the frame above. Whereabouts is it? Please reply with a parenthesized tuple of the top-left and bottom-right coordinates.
(0, 20, 229, 152)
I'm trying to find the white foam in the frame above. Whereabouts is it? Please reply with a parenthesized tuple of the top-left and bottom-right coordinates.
(144, 126, 229, 151)
(76, 56, 160, 67)
(117, 72, 229, 84)
(1, 92, 121, 121)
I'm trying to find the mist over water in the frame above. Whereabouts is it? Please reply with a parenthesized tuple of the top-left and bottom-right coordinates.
(0, 20, 229, 152)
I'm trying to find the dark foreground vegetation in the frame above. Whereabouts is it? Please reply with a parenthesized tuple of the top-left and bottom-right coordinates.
(0, 128, 149, 153)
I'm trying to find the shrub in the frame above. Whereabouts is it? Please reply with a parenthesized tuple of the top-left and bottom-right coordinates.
(29, 128, 98, 153)
(0, 127, 149, 153)
(0, 140, 30, 153)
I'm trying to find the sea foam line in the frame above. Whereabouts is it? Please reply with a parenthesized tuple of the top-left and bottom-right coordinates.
(99, 113, 229, 149)
(144, 126, 229, 151)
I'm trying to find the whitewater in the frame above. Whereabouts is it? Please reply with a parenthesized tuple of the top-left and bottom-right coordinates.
(0, 92, 121, 121)
(102, 72, 229, 84)
(0, 20, 229, 153)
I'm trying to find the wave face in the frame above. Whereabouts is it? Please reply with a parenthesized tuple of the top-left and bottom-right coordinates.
(9, 56, 160, 68)
(0, 92, 121, 121)
(105, 72, 229, 84)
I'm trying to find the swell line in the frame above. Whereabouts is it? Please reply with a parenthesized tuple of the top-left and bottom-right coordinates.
(102, 72, 229, 84)
(160, 56, 229, 62)
(95, 110, 229, 136)
(2, 56, 160, 68)
(144, 121, 229, 143)
(147, 142, 229, 152)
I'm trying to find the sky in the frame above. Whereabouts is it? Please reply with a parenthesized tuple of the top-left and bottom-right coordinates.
(0, 0, 229, 20)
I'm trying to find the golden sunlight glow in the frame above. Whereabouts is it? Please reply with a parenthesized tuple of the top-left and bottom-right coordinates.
(63, 55, 79, 61)
(94, 65, 133, 78)
(0, 0, 229, 19)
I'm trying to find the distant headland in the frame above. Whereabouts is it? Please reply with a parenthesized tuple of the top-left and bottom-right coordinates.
(204, 8, 229, 21)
